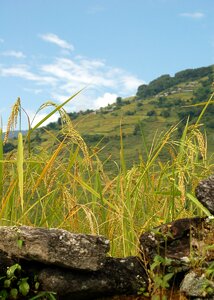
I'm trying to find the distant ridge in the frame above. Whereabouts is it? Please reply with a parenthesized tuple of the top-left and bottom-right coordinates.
(136, 65, 213, 99)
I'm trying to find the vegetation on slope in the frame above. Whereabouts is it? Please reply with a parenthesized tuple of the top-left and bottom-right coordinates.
(4, 66, 214, 167)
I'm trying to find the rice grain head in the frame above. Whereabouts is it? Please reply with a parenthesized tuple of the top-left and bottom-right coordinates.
(4, 98, 21, 144)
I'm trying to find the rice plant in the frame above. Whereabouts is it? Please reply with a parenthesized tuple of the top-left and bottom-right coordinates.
(0, 92, 213, 257)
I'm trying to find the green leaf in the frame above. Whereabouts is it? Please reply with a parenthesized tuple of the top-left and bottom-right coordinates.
(0, 289, 8, 299)
(6, 264, 21, 278)
(4, 278, 11, 288)
(186, 192, 211, 216)
(34, 281, 40, 290)
(10, 288, 18, 299)
(18, 278, 30, 296)
(17, 239, 23, 249)
(163, 272, 174, 283)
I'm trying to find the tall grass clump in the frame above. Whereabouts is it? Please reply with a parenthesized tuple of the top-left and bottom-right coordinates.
(0, 92, 213, 257)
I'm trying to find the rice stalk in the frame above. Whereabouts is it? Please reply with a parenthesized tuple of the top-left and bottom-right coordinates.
(63, 126, 91, 169)
(30, 98, 91, 168)
(17, 132, 24, 211)
(30, 138, 65, 197)
(0, 179, 17, 224)
(0, 127, 3, 197)
(130, 124, 177, 196)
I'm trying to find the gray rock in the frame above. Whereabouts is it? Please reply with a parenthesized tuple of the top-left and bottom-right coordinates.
(139, 217, 214, 275)
(37, 256, 147, 299)
(139, 217, 203, 264)
(195, 175, 214, 214)
(180, 270, 214, 298)
(0, 226, 109, 271)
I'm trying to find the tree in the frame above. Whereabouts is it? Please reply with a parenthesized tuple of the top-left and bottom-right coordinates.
(136, 75, 173, 99)
(116, 97, 122, 106)
(3, 142, 15, 153)
(192, 86, 211, 103)
(157, 97, 167, 107)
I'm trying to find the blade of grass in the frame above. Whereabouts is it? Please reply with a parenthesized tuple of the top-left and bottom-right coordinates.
(69, 172, 116, 211)
(18, 190, 55, 222)
(186, 192, 211, 216)
(178, 117, 189, 155)
(120, 122, 126, 174)
(17, 132, 24, 211)
(195, 92, 214, 126)
(139, 124, 149, 160)
(28, 89, 84, 134)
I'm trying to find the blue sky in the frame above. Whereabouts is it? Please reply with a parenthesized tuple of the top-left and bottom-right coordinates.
(0, 0, 213, 129)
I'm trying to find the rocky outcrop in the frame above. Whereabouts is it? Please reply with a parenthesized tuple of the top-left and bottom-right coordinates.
(195, 175, 214, 214)
(139, 215, 214, 298)
(139, 174, 214, 299)
(139, 174, 214, 268)
(0, 226, 109, 271)
(180, 270, 214, 299)
(37, 257, 147, 300)
(139, 217, 204, 263)
(0, 227, 147, 299)
(139, 216, 214, 268)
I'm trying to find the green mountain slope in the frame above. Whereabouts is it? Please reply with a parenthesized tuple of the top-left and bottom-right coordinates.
(4, 65, 214, 172)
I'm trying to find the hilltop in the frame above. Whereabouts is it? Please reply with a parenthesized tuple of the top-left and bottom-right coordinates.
(4, 65, 214, 172)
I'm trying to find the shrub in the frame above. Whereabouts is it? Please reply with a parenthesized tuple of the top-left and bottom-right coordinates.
(136, 102, 143, 107)
(124, 110, 135, 116)
(147, 110, 156, 116)
(160, 110, 170, 118)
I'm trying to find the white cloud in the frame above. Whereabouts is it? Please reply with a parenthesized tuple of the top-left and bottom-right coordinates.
(50, 92, 94, 112)
(119, 75, 143, 93)
(0, 65, 57, 85)
(41, 57, 112, 87)
(1, 50, 25, 58)
(94, 93, 118, 108)
(40, 33, 74, 51)
(41, 57, 143, 95)
(0, 46, 144, 115)
(179, 12, 205, 19)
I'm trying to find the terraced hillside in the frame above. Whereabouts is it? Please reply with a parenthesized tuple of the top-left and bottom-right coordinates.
(4, 65, 214, 172)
